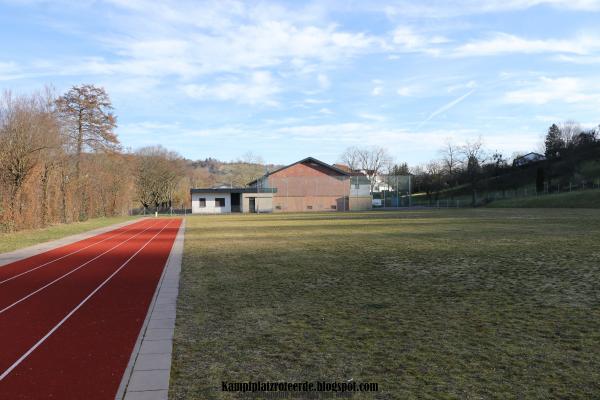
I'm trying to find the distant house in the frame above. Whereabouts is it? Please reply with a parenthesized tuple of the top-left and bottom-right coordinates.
(513, 152, 546, 167)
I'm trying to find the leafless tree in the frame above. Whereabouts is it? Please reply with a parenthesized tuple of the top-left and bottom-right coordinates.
(0, 91, 58, 230)
(339, 146, 361, 171)
(135, 146, 183, 211)
(56, 84, 119, 220)
(355, 146, 393, 193)
(439, 139, 461, 183)
(558, 120, 582, 147)
(460, 137, 487, 205)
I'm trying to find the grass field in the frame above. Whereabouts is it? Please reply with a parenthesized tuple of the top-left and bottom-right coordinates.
(171, 210, 600, 399)
(0, 216, 135, 254)
(487, 189, 600, 208)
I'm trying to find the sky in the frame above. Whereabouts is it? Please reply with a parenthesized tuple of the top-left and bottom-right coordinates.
(1, 0, 600, 166)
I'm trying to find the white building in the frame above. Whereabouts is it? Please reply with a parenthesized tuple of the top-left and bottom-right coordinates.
(190, 188, 275, 214)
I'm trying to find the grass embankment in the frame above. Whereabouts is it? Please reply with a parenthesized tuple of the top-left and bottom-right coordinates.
(487, 189, 600, 208)
(172, 210, 600, 399)
(0, 216, 135, 254)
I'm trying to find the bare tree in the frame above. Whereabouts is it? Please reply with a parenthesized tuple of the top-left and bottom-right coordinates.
(558, 120, 582, 147)
(56, 85, 119, 220)
(460, 138, 487, 206)
(355, 146, 393, 193)
(0, 91, 58, 230)
(135, 146, 183, 212)
(339, 146, 361, 171)
(439, 139, 461, 185)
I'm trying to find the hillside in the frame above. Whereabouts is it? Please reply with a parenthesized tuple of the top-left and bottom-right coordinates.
(486, 189, 600, 208)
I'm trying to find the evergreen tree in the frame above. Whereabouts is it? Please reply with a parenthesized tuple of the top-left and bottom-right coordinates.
(544, 124, 564, 159)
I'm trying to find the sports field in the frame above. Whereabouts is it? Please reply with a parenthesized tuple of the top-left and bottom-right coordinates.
(171, 209, 600, 399)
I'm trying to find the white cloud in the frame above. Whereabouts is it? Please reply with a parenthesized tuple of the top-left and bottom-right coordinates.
(181, 71, 281, 106)
(504, 76, 600, 105)
(454, 32, 600, 57)
(378, 0, 600, 19)
(391, 26, 448, 55)
(317, 73, 331, 90)
(358, 113, 386, 122)
(397, 85, 420, 97)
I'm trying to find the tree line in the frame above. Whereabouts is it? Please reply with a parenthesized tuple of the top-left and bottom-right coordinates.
(0, 85, 190, 232)
(338, 121, 600, 205)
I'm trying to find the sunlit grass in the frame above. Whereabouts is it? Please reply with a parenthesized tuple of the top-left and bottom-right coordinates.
(172, 209, 600, 399)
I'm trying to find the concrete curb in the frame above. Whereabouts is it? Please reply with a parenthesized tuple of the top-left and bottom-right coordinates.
(116, 218, 185, 400)
(0, 218, 146, 268)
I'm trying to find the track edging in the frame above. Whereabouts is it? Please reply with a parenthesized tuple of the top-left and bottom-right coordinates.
(116, 218, 185, 400)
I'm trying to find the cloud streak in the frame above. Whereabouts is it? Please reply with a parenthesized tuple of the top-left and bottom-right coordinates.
(417, 89, 476, 128)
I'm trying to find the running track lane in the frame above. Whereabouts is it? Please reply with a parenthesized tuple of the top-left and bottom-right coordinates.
(0, 219, 157, 312)
(0, 218, 181, 399)
(0, 218, 152, 284)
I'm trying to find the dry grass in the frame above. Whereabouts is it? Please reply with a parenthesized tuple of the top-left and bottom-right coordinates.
(171, 209, 600, 399)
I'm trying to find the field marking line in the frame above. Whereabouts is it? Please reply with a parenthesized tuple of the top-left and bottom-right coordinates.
(0, 219, 150, 286)
(0, 219, 174, 382)
(0, 220, 161, 316)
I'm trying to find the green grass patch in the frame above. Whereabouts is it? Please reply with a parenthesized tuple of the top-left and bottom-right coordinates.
(172, 210, 600, 399)
(0, 216, 135, 254)
(487, 189, 600, 208)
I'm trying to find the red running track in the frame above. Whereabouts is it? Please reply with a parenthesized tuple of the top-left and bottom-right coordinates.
(0, 218, 181, 399)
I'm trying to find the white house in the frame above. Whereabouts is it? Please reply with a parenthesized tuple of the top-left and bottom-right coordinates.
(190, 188, 276, 214)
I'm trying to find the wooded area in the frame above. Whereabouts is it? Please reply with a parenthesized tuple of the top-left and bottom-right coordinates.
(0, 86, 271, 232)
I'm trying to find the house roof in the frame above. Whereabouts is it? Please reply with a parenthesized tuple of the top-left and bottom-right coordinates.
(247, 156, 350, 185)
(515, 152, 545, 160)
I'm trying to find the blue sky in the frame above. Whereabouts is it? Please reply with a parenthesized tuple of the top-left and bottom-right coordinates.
(1, 0, 600, 165)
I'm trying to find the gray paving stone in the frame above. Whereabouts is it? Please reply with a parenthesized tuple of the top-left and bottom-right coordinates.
(150, 310, 174, 320)
(140, 339, 172, 355)
(133, 353, 172, 371)
(144, 328, 174, 340)
(127, 370, 170, 391)
(148, 318, 175, 329)
(124, 390, 168, 400)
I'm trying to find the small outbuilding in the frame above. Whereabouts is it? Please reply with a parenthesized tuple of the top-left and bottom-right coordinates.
(190, 188, 276, 214)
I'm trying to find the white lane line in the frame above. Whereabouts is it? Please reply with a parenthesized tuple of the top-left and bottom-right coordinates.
(0, 219, 174, 382)
(0, 219, 149, 286)
(0, 220, 160, 316)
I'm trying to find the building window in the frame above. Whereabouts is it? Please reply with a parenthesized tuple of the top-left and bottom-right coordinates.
(215, 198, 225, 207)
(199, 198, 206, 208)
(331, 205, 337, 209)
(307, 205, 313, 210)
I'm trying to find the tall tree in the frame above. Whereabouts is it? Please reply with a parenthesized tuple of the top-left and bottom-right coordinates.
(460, 138, 486, 206)
(56, 85, 119, 220)
(544, 124, 564, 159)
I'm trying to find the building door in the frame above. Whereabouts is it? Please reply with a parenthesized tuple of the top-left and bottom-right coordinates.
(231, 193, 241, 212)
(248, 197, 256, 213)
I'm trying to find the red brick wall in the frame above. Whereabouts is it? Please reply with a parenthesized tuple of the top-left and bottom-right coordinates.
(268, 161, 349, 212)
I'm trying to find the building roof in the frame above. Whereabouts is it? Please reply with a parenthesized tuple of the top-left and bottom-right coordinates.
(190, 187, 277, 194)
(247, 156, 350, 185)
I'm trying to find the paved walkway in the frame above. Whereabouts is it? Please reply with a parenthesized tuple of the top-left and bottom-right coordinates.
(116, 219, 185, 400)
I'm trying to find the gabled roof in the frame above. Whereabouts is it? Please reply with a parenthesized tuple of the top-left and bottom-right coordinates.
(248, 156, 350, 185)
